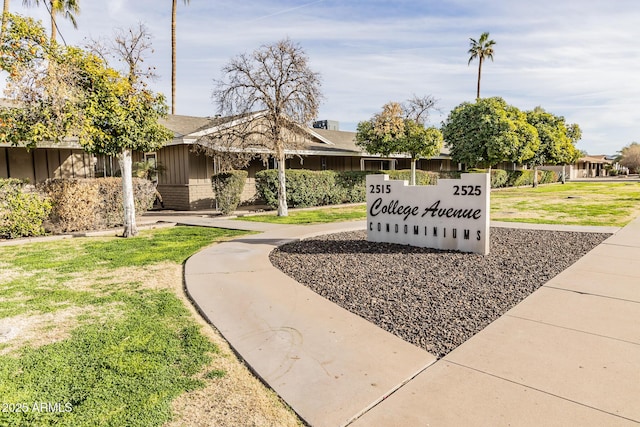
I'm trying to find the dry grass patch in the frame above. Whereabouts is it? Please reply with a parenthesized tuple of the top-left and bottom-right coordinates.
(0, 303, 124, 355)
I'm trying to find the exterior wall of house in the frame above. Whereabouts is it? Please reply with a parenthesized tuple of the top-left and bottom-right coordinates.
(156, 145, 190, 210)
(0, 147, 96, 182)
(573, 161, 607, 178)
(188, 151, 215, 210)
(155, 145, 217, 210)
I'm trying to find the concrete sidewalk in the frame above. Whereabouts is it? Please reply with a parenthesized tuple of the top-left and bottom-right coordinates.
(181, 217, 639, 426)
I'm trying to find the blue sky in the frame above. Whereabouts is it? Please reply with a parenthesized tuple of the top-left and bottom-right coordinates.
(6, 0, 640, 155)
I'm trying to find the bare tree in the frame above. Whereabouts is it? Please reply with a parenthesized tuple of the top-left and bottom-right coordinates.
(402, 94, 440, 125)
(86, 22, 156, 86)
(211, 38, 322, 216)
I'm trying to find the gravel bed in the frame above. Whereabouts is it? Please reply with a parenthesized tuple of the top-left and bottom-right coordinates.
(269, 228, 610, 358)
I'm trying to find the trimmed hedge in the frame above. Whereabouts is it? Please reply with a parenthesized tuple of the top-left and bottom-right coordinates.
(212, 170, 247, 215)
(504, 170, 557, 187)
(467, 169, 509, 188)
(0, 179, 52, 239)
(540, 170, 559, 184)
(256, 170, 344, 209)
(40, 178, 156, 233)
(255, 169, 438, 210)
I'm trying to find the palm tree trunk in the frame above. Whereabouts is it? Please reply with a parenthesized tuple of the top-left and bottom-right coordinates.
(476, 58, 482, 99)
(1, 0, 9, 40)
(50, 0, 56, 42)
(171, 0, 176, 114)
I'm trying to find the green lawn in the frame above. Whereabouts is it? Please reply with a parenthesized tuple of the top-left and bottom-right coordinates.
(490, 182, 640, 227)
(238, 182, 640, 227)
(0, 226, 250, 427)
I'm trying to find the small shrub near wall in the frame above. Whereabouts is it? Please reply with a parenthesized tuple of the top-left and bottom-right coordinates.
(40, 178, 156, 233)
(212, 170, 247, 215)
(0, 179, 52, 239)
(96, 178, 157, 228)
(42, 179, 100, 232)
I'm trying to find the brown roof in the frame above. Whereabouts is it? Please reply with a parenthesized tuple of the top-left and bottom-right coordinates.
(579, 155, 612, 164)
(159, 115, 219, 137)
(310, 128, 360, 151)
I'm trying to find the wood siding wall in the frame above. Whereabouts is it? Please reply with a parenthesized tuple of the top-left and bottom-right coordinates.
(155, 146, 216, 210)
(0, 147, 95, 182)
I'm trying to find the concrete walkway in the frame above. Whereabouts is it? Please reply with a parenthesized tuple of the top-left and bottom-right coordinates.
(177, 214, 639, 425)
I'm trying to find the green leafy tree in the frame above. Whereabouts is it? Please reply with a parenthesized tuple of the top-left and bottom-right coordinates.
(0, 13, 171, 236)
(442, 97, 539, 170)
(0, 13, 79, 146)
(213, 38, 322, 216)
(525, 106, 581, 186)
(468, 31, 495, 99)
(1, 0, 37, 40)
(618, 142, 640, 174)
(356, 101, 443, 185)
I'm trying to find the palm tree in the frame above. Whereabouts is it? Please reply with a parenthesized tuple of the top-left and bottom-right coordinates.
(172, 0, 190, 115)
(48, 0, 79, 43)
(468, 32, 495, 99)
(22, 0, 79, 43)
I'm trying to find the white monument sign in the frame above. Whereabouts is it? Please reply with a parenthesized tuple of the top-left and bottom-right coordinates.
(366, 173, 490, 254)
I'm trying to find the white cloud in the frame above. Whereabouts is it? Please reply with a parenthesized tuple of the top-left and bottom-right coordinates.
(4, 0, 640, 154)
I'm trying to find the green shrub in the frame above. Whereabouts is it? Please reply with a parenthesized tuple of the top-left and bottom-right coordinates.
(255, 170, 279, 208)
(0, 179, 52, 239)
(506, 170, 535, 187)
(255, 169, 438, 209)
(491, 169, 508, 188)
(466, 168, 508, 188)
(256, 169, 346, 209)
(540, 170, 559, 184)
(286, 170, 326, 207)
(212, 170, 247, 215)
(334, 171, 370, 203)
(40, 178, 156, 233)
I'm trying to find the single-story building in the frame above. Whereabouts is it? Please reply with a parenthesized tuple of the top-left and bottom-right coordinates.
(0, 111, 608, 210)
(153, 114, 456, 209)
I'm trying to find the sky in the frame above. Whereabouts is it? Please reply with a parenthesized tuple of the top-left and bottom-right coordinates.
(5, 0, 640, 155)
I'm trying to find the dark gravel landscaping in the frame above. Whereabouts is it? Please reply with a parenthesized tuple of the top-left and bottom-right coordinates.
(269, 228, 610, 358)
